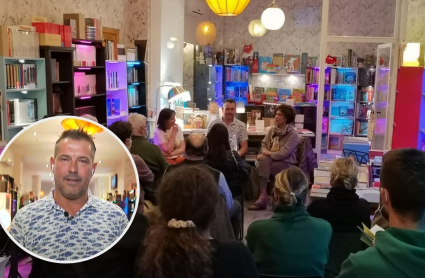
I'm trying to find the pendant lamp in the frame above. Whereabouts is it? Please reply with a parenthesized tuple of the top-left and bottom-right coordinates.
(206, 0, 251, 16)
(196, 21, 217, 46)
(248, 20, 267, 37)
(261, 0, 285, 30)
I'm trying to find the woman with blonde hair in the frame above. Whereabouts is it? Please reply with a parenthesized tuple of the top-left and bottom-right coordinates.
(307, 157, 371, 231)
(246, 166, 332, 277)
(307, 157, 371, 278)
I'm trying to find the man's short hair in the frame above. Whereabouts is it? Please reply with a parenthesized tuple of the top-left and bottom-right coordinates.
(185, 135, 208, 157)
(381, 148, 425, 221)
(223, 99, 236, 106)
(54, 129, 96, 160)
(108, 121, 132, 144)
(128, 113, 147, 131)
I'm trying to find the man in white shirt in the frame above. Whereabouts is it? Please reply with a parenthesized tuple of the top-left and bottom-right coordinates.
(206, 99, 249, 157)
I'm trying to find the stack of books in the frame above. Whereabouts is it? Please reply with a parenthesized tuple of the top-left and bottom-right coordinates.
(311, 160, 334, 197)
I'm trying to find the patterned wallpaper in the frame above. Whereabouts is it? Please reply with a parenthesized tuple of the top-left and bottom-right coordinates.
(183, 43, 195, 96)
(406, 0, 425, 45)
(122, 0, 149, 43)
(206, 0, 398, 60)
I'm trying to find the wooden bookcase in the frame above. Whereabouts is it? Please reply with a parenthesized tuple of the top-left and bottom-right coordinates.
(40, 46, 75, 117)
(0, 57, 47, 142)
(72, 39, 107, 126)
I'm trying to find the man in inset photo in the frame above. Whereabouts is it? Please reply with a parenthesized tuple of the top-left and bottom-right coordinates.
(9, 129, 129, 261)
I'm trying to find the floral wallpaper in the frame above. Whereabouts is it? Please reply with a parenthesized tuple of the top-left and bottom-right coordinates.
(122, 0, 149, 43)
(328, 0, 397, 37)
(406, 0, 425, 45)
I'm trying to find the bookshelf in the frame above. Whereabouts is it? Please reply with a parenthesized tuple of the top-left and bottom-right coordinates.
(355, 66, 376, 137)
(40, 46, 75, 117)
(0, 57, 47, 142)
(127, 40, 147, 117)
(106, 60, 128, 126)
(327, 67, 358, 154)
(224, 65, 249, 104)
(72, 39, 107, 125)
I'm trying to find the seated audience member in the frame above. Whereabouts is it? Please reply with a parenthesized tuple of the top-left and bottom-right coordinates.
(108, 120, 154, 184)
(29, 182, 149, 278)
(338, 149, 425, 278)
(165, 133, 241, 237)
(10, 129, 128, 261)
(308, 157, 371, 231)
(246, 166, 332, 277)
(153, 108, 185, 164)
(135, 164, 258, 278)
(205, 123, 250, 200)
(248, 104, 299, 211)
(128, 113, 169, 198)
(307, 157, 370, 278)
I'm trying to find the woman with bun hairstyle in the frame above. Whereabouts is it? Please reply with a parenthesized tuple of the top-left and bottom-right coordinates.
(135, 164, 258, 278)
(246, 166, 332, 277)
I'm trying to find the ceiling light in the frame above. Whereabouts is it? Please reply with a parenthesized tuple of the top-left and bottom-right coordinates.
(33, 132, 37, 136)
(261, 0, 286, 30)
(49, 172, 52, 176)
(98, 160, 102, 164)
(206, 0, 251, 16)
(167, 41, 175, 49)
(248, 19, 267, 37)
(22, 91, 28, 94)
(170, 37, 177, 41)
(45, 164, 48, 168)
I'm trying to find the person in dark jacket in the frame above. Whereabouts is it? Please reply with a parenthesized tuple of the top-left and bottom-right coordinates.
(307, 157, 371, 231)
(205, 123, 250, 200)
(135, 164, 258, 278)
(307, 157, 370, 278)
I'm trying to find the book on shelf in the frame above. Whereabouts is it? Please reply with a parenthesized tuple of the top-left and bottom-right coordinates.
(117, 44, 126, 61)
(265, 88, 278, 102)
(73, 44, 96, 67)
(306, 67, 320, 84)
(284, 54, 301, 73)
(128, 87, 139, 108)
(278, 88, 291, 101)
(85, 18, 102, 40)
(74, 72, 96, 96)
(225, 66, 248, 82)
(105, 40, 117, 60)
(106, 71, 120, 89)
(7, 98, 38, 125)
(292, 88, 305, 103)
(51, 59, 60, 82)
(5, 64, 37, 89)
(127, 67, 138, 83)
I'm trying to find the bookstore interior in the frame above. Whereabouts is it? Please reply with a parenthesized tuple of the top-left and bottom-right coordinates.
(0, 0, 424, 260)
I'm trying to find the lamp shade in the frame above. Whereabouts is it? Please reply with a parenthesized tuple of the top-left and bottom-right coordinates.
(261, 1, 285, 30)
(206, 0, 250, 16)
(61, 118, 104, 135)
(248, 20, 267, 37)
(168, 86, 191, 103)
(403, 42, 421, 67)
(196, 21, 217, 46)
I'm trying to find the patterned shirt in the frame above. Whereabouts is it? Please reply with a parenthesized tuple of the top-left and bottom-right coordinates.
(206, 117, 248, 144)
(10, 189, 128, 261)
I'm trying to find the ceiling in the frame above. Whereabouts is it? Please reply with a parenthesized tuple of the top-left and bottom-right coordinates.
(4, 117, 130, 182)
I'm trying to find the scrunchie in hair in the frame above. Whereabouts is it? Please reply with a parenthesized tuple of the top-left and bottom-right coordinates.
(168, 218, 196, 228)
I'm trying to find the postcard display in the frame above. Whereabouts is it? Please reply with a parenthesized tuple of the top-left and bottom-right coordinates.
(327, 67, 358, 154)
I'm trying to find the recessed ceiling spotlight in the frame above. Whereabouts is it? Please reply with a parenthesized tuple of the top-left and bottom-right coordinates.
(49, 172, 52, 176)
(45, 164, 48, 168)
(170, 37, 177, 41)
(33, 132, 37, 136)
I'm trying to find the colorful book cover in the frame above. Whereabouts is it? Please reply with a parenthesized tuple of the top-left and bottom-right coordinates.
(253, 87, 265, 99)
(292, 88, 305, 103)
(272, 53, 284, 68)
(284, 54, 301, 73)
(278, 88, 292, 101)
(307, 56, 318, 67)
(265, 87, 278, 101)
(344, 72, 357, 84)
(258, 56, 272, 73)
(264, 103, 276, 118)
(322, 117, 328, 133)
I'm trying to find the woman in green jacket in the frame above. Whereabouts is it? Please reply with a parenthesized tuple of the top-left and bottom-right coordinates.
(246, 166, 332, 277)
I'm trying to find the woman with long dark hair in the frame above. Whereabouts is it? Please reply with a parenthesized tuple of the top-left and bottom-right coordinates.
(136, 164, 258, 278)
(205, 123, 249, 199)
(153, 108, 185, 164)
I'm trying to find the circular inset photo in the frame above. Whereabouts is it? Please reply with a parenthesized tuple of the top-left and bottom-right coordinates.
(0, 116, 140, 264)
